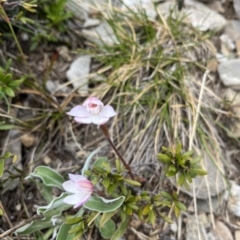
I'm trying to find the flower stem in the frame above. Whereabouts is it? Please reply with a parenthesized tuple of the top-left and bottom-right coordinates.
(100, 124, 134, 180)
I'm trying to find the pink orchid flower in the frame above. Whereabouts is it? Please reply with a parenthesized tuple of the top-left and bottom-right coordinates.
(62, 174, 93, 208)
(67, 97, 117, 125)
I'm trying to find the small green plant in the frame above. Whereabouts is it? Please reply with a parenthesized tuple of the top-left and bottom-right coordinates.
(42, 0, 72, 29)
(0, 59, 25, 99)
(158, 144, 207, 189)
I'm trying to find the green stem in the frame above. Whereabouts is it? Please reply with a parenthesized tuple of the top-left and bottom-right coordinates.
(100, 124, 134, 180)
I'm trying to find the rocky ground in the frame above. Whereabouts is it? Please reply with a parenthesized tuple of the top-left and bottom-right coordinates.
(2, 0, 240, 239)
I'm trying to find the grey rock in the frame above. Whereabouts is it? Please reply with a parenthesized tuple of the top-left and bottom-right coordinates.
(121, 0, 157, 20)
(184, 0, 227, 31)
(186, 214, 209, 240)
(197, 196, 223, 214)
(218, 59, 240, 89)
(225, 20, 240, 42)
(158, 0, 227, 31)
(66, 55, 91, 96)
(82, 22, 118, 46)
(233, 0, 240, 19)
(227, 181, 240, 217)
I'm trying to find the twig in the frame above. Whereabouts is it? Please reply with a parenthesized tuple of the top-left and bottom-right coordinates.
(0, 214, 43, 238)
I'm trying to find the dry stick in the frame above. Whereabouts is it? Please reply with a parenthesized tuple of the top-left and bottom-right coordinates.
(100, 124, 134, 180)
(0, 214, 43, 239)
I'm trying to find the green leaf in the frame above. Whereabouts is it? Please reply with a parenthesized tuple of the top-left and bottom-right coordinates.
(102, 177, 110, 188)
(27, 166, 65, 189)
(57, 224, 74, 240)
(160, 191, 172, 200)
(100, 219, 116, 239)
(0, 124, 15, 130)
(39, 183, 52, 203)
(160, 213, 173, 223)
(15, 217, 53, 235)
(5, 58, 12, 71)
(4, 152, 12, 158)
(110, 216, 129, 240)
(181, 150, 193, 158)
(92, 157, 111, 174)
(0, 158, 4, 177)
(100, 211, 116, 228)
(174, 201, 186, 211)
(37, 193, 71, 218)
(84, 196, 125, 213)
(4, 87, 15, 97)
(191, 167, 207, 176)
(174, 205, 180, 217)
(8, 78, 25, 88)
(178, 173, 185, 186)
(157, 153, 172, 163)
(123, 178, 141, 186)
(148, 209, 156, 225)
(66, 217, 83, 225)
(3, 73, 12, 83)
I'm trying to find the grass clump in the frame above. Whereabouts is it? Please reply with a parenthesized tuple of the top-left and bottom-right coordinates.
(82, 5, 226, 195)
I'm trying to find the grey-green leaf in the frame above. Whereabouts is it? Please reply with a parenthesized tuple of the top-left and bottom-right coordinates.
(27, 166, 65, 189)
(84, 196, 125, 213)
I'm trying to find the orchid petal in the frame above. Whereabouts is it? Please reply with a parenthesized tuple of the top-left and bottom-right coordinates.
(99, 105, 117, 118)
(63, 180, 92, 193)
(63, 192, 91, 208)
(91, 115, 109, 125)
(68, 174, 87, 182)
(67, 106, 92, 118)
(74, 116, 93, 124)
(83, 97, 104, 107)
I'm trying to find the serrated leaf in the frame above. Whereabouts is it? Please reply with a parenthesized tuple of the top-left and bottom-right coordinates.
(84, 196, 125, 213)
(110, 216, 129, 240)
(27, 166, 64, 189)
